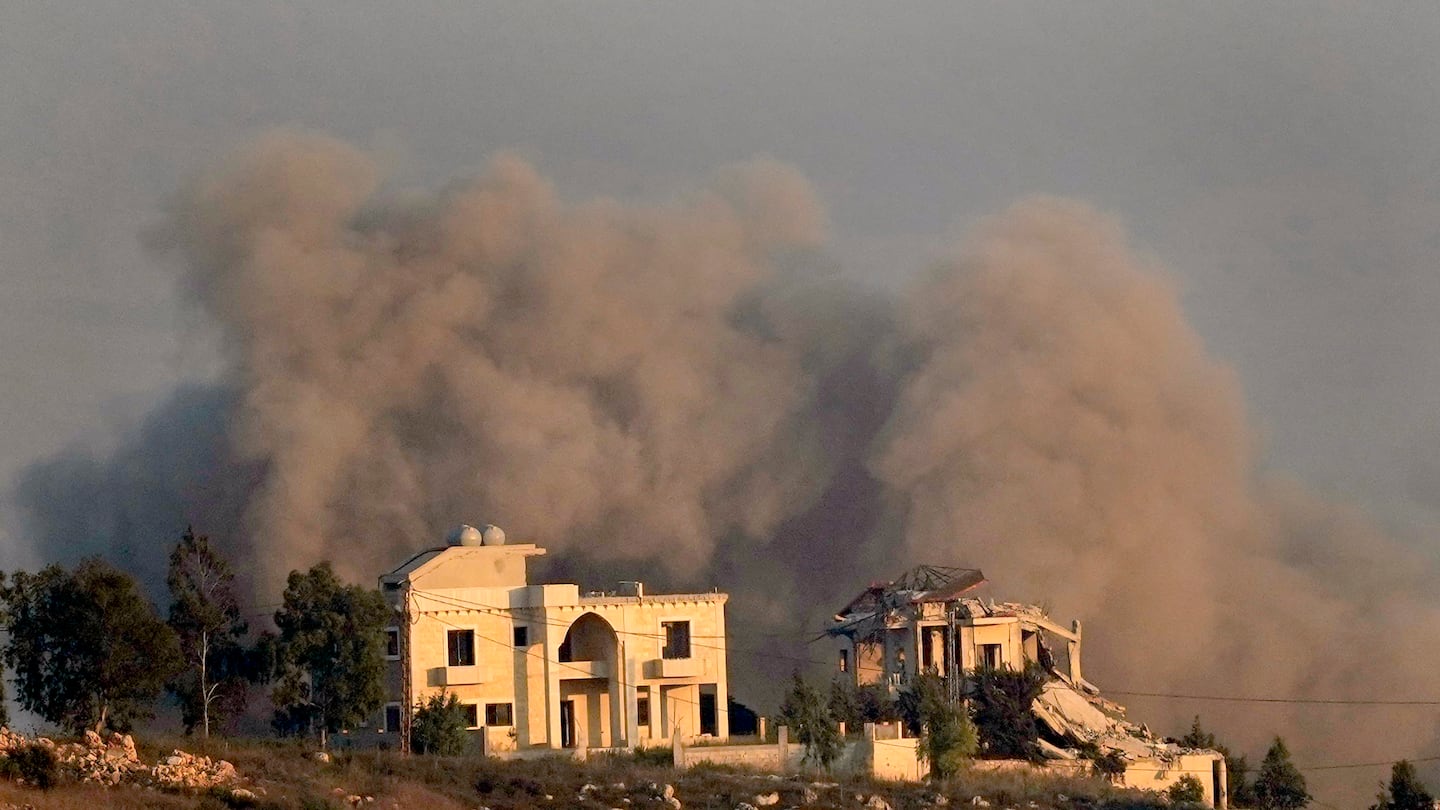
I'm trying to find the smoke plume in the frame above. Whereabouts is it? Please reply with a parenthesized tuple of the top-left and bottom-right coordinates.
(15, 131, 1440, 799)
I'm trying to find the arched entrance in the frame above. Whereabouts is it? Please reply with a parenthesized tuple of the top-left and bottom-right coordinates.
(557, 612, 623, 748)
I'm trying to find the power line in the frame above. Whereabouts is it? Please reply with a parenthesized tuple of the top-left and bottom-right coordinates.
(1108, 690, 1440, 707)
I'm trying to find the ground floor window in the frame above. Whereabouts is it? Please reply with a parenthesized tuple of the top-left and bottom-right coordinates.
(461, 703, 479, 728)
(636, 690, 651, 726)
(485, 702, 513, 726)
(384, 704, 401, 733)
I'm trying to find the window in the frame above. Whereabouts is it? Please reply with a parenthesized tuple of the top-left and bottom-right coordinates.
(385, 628, 400, 659)
(513, 626, 529, 647)
(461, 703, 479, 728)
(662, 620, 691, 659)
(448, 629, 475, 667)
(636, 693, 651, 727)
(980, 643, 1003, 669)
(485, 702, 514, 726)
(384, 704, 401, 733)
(838, 649, 850, 673)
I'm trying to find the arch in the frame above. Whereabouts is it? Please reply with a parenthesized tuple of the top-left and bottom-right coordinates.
(558, 612, 618, 663)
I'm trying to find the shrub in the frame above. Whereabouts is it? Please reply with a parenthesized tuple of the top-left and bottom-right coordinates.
(632, 745, 673, 766)
(902, 673, 977, 779)
(970, 662, 1048, 761)
(1167, 775, 1206, 805)
(5, 743, 59, 789)
(777, 671, 842, 769)
(411, 691, 470, 755)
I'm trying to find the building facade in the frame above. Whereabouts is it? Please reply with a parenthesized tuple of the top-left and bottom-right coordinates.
(377, 524, 729, 752)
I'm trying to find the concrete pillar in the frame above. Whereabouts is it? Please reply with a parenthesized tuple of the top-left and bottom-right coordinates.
(777, 725, 790, 773)
(1216, 755, 1229, 810)
(623, 653, 640, 748)
(671, 726, 684, 769)
(758, 716, 768, 741)
(609, 642, 625, 748)
(545, 624, 563, 748)
(1069, 620, 1083, 683)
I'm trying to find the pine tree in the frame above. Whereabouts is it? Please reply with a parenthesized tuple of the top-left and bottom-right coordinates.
(905, 672, 977, 779)
(777, 671, 841, 768)
(1178, 715, 1253, 806)
(970, 662, 1047, 761)
(1254, 736, 1309, 810)
(1372, 760, 1434, 810)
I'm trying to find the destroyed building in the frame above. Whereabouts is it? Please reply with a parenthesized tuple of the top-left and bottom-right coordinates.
(827, 566, 1229, 808)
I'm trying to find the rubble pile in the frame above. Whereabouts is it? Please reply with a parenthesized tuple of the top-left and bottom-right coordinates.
(0, 726, 241, 790)
(152, 748, 240, 790)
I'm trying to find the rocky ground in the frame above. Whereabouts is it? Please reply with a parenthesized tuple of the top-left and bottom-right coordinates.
(0, 732, 1177, 810)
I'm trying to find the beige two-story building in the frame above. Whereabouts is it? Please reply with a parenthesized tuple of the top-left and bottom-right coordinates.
(377, 524, 730, 752)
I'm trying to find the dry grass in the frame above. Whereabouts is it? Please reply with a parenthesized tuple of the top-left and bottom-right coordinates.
(0, 736, 1175, 810)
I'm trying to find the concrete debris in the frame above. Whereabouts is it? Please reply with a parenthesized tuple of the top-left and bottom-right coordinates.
(754, 791, 780, 806)
(0, 726, 242, 791)
(970, 798, 990, 807)
(865, 796, 892, 810)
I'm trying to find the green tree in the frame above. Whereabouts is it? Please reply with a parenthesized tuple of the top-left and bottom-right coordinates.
(1372, 760, 1434, 810)
(167, 527, 249, 738)
(1253, 736, 1309, 810)
(827, 679, 861, 735)
(1178, 715, 1252, 807)
(412, 692, 471, 755)
(777, 671, 841, 769)
(1168, 775, 1206, 805)
(970, 662, 1047, 761)
(904, 673, 977, 779)
(0, 559, 180, 732)
(271, 562, 388, 747)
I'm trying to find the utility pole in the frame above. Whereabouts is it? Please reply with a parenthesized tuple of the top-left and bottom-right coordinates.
(400, 584, 414, 754)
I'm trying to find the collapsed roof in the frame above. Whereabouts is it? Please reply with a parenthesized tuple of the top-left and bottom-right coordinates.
(828, 564, 1217, 765)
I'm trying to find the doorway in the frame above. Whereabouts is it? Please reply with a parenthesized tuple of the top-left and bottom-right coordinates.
(560, 700, 577, 748)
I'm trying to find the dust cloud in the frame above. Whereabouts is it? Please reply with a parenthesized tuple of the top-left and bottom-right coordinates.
(15, 131, 1440, 796)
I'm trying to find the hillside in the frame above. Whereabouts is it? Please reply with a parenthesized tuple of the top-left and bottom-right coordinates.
(0, 733, 1189, 810)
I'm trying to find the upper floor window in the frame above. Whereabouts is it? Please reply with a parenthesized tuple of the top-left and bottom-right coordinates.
(513, 626, 529, 647)
(448, 629, 476, 667)
(662, 620, 691, 659)
(385, 628, 400, 659)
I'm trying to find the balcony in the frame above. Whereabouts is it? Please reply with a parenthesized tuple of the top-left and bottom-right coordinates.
(557, 659, 611, 680)
(646, 657, 703, 679)
(436, 665, 482, 686)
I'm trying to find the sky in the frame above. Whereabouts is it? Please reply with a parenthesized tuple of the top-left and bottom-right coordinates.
(3, 2, 1440, 796)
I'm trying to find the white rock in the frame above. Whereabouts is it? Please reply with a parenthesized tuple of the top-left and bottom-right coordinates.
(754, 792, 780, 806)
